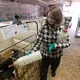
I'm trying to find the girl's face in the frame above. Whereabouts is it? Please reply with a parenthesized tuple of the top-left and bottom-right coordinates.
(47, 12, 55, 25)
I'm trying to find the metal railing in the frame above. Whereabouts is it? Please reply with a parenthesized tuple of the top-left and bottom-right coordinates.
(0, 21, 39, 80)
(0, 20, 38, 53)
(24, 21, 38, 35)
(41, 18, 46, 27)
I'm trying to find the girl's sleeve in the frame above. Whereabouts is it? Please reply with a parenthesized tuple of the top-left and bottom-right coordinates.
(57, 35, 71, 48)
(31, 27, 44, 51)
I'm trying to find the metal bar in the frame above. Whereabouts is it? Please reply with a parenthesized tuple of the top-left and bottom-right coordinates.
(21, 39, 36, 50)
(0, 21, 38, 53)
(0, 21, 38, 34)
(0, 34, 36, 53)
(24, 21, 38, 35)
(0, 25, 9, 28)
(0, 39, 36, 65)
(41, 19, 46, 27)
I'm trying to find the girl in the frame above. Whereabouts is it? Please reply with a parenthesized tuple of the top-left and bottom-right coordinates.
(9, 5, 70, 80)
(32, 5, 70, 80)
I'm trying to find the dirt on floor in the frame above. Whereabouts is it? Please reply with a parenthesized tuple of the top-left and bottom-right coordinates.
(48, 38, 80, 80)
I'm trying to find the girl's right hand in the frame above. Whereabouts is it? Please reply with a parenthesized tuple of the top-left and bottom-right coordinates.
(8, 63, 15, 68)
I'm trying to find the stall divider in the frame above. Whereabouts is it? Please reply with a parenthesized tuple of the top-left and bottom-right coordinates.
(0, 21, 39, 80)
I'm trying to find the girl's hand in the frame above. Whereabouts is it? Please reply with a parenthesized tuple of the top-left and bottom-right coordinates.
(48, 43, 58, 54)
(8, 63, 15, 68)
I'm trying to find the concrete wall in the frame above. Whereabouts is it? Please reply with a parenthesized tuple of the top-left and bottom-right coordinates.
(0, 1, 39, 21)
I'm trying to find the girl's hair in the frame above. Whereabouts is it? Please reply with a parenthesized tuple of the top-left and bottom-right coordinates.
(45, 5, 63, 26)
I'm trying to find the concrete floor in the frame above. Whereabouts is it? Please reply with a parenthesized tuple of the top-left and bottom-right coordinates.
(47, 26, 80, 80)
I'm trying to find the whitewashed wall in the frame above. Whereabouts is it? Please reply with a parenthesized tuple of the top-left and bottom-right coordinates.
(0, 1, 40, 21)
